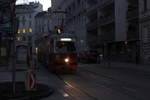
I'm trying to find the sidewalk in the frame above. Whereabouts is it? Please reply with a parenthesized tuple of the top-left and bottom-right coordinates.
(80, 61, 150, 73)
(0, 63, 54, 100)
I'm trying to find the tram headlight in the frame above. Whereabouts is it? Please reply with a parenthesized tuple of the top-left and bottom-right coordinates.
(64, 58, 69, 63)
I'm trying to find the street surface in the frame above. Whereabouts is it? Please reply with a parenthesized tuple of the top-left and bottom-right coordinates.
(0, 62, 150, 100)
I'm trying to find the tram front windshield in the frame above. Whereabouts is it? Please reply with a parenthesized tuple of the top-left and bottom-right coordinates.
(56, 41, 76, 53)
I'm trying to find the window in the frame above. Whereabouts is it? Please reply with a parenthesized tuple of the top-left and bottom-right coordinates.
(56, 41, 76, 53)
(143, 27, 149, 42)
(23, 29, 26, 33)
(29, 21, 32, 27)
(17, 29, 20, 34)
(22, 36, 26, 41)
(29, 14, 32, 18)
(22, 16, 26, 26)
(144, 0, 147, 12)
(29, 28, 32, 33)
(16, 37, 22, 41)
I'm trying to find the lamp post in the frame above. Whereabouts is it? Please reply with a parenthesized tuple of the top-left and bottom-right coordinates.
(10, 1, 17, 95)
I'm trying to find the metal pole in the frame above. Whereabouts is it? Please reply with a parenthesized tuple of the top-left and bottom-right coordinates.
(10, 2, 16, 95)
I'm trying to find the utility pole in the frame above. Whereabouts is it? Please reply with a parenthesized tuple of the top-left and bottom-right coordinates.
(10, 2, 16, 95)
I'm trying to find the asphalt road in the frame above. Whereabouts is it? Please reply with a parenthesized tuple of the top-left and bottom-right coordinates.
(40, 63, 150, 100)
(0, 62, 150, 100)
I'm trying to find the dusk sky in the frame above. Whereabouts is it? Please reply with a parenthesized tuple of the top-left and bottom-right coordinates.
(16, 0, 51, 11)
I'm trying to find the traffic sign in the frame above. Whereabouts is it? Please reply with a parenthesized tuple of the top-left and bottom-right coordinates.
(25, 70, 36, 91)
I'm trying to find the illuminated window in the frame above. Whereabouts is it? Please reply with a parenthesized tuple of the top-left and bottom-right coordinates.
(35, 47, 38, 54)
(17, 29, 20, 34)
(29, 28, 32, 33)
(58, 29, 61, 34)
(20, 29, 22, 33)
(23, 29, 26, 33)
(56, 28, 62, 34)
(16, 37, 22, 41)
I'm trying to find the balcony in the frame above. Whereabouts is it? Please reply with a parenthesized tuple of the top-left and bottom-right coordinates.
(99, 15, 115, 26)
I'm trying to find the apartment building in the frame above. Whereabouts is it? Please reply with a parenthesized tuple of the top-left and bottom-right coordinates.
(35, 10, 52, 37)
(51, 0, 88, 53)
(87, 0, 140, 62)
(15, 2, 43, 52)
(0, 0, 16, 64)
(34, 9, 52, 47)
(139, 0, 150, 63)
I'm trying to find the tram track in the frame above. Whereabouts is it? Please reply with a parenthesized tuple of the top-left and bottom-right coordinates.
(56, 74, 98, 100)
(79, 68, 146, 100)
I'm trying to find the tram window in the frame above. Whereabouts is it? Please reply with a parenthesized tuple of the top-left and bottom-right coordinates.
(56, 41, 76, 53)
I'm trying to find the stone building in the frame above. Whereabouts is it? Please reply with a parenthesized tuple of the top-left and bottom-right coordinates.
(86, 0, 140, 62)
(15, 2, 43, 54)
(51, 0, 88, 53)
(139, 0, 150, 64)
(0, 0, 16, 65)
(51, 0, 143, 63)
(35, 10, 52, 37)
(35, 9, 52, 47)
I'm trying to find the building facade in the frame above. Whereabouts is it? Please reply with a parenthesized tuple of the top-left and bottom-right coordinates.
(35, 9, 52, 47)
(51, 0, 88, 53)
(52, 0, 144, 63)
(0, 0, 16, 65)
(139, 0, 150, 64)
(35, 11, 52, 37)
(15, 2, 43, 54)
(86, 0, 140, 62)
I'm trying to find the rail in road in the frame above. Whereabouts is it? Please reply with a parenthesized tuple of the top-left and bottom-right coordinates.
(78, 68, 148, 100)
(56, 74, 98, 100)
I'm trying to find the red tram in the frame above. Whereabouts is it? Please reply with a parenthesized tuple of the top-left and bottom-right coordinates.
(38, 33, 78, 72)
